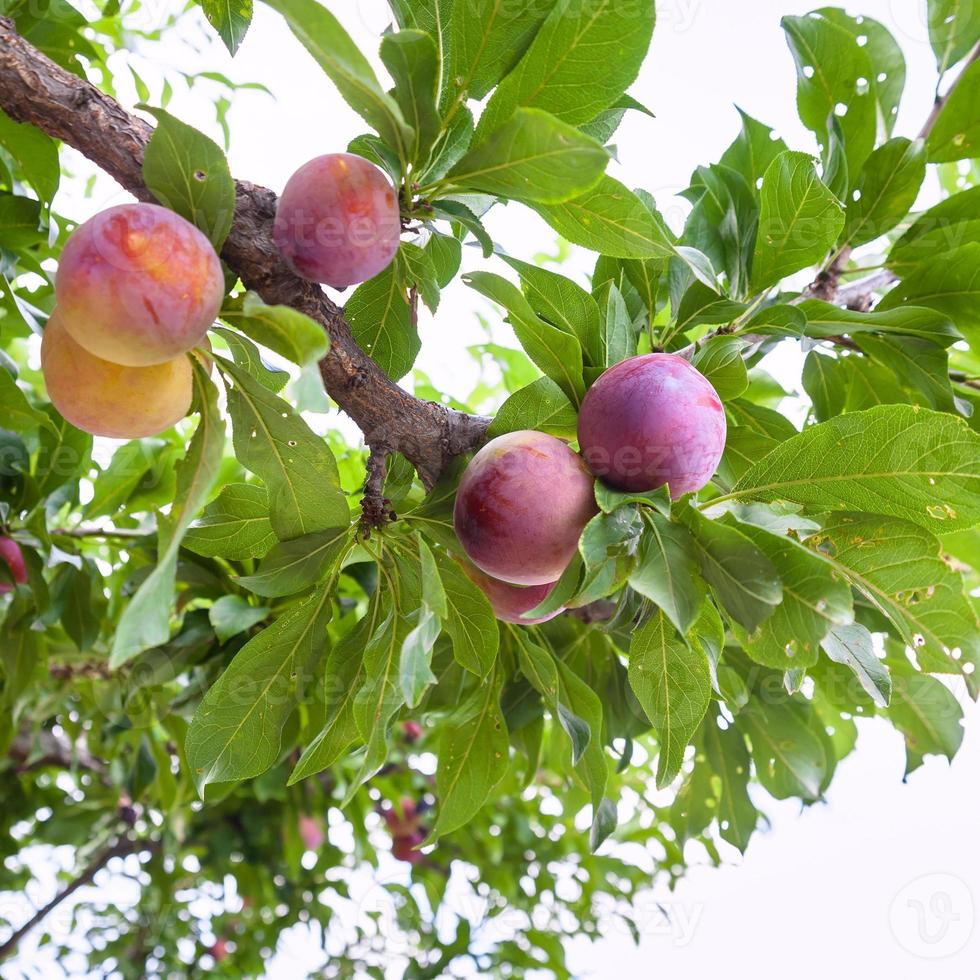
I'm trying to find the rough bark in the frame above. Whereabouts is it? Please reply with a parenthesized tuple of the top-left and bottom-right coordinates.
(0, 17, 489, 488)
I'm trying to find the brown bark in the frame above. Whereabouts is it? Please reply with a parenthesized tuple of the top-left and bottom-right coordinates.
(0, 17, 488, 488)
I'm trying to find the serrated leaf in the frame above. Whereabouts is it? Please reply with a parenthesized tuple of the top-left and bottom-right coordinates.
(682, 506, 782, 632)
(380, 29, 440, 164)
(433, 551, 499, 677)
(184, 483, 277, 559)
(692, 337, 749, 401)
(888, 185, 980, 270)
(237, 525, 350, 597)
(535, 175, 676, 260)
(629, 608, 711, 788)
(222, 292, 329, 366)
(488, 376, 578, 440)
(728, 405, 980, 533)
(345, 263, 418, 381)
(728, 519, 853, 670)
(110, 366, 225, 666)
(141, 107, 235, 248)
(719, 108, 789, 193)
(629, 512, 705, 635)
(217, 355, 349, 540)
(843, 137, 925, 248)
(751, 151, 844, 291)
(0, 366, 58, 437)
(794, 299, 961, 345)
(820, 622, 890, 707)
(929, 0, 980, 75)
(209, 595, 270, 644)
(476, 0, 656, 137)
(199, 0, 253, 55)
(446, 108, 608, 205)
(0, 107, 60, 203)
(703, 717, 756, 851)
(927, 57, 980, 162)
(431, 671, 509, 838)
(809, 514, 980, 692)
(186, 585, 331, 793)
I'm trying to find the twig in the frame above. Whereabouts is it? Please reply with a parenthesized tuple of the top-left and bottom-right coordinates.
(0, 836, 153, 960)
(360, 446, 395, 536)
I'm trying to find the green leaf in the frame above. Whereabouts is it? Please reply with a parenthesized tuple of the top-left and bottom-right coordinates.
(692, 337, 749, 401)
(719, 108, 789, 193)
(794, 299, 961, 345)
(0, 108, 60, 203)
(802, 350, 845, 422)
(84, 439, 161, 520)
(535, 175, 676, 260)
(601, 282, 633, 367)
(141, 107, 236, 248)
(809, 514, 980, 691)
(681, 505, 782, 632)
(928, 0, 980, 75)
(209, 595, 270, 644)
(184, 483, 277, 559)
(222, 292, 329, 366)
(741, 698, 828, 801)
(432, 671, 509, 838)
(186, 586, 331, 794)
(476, 0, 656, 137)
(854, 335, 957, 414)
(433, 551, 499, 677)
(928, 57, 980, 162)
(781, 13, 877, 179)
(820, 623, 890, 707)
(628, 512, 705, 635)
(344, 263, 417, 382)
(445, 108, 608, 205)
(464, 271, 585, 405)
(199, 0, 253, 55)
(702, 718, 757, 853)
(110, 367, 225, 666)
(488, 376, 577, 440)
(263, 0, 413, 164)
(751, 151, 844, 292)
(444, 0, 550, 104)
(0, 366, 57, 437)
(629, 609, 711, 788)
(727, 519, 853, 670)
(237, 525, 350, 597)
(885, 657, 964, 773)
(889, 185, 980, 270)
(594, 482, 671, 517)
(217, 355, 349, 540)
(877, 243, 980, 349)
(34, 406, 91, 499)
(424, 232, 462, 287)
(380, 29, 440, 164)
(843, 138, 926, 248)
(218, 328, 290, 392)
(51, 564, 100, 652)
(727, 405, 980, 533)
(816, 8, 906, 137)
(399, 607, 440, 707)
(501, 256, 604, 366)
(398, 242, 440, 313)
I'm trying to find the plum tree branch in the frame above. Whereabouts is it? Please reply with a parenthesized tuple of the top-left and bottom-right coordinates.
(0, 18, 489, 489)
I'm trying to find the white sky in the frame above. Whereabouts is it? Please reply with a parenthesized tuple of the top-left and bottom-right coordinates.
(24, 1, 980, 977)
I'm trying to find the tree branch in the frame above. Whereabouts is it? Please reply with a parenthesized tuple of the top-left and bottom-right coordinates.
(0, 18, 488, 488)
(0, 836, 153, 961)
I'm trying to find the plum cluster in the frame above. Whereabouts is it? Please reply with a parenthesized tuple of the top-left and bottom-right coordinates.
(43, 203, 223, 439)
(44, 153, 400, 441)
(453, 356, 726, 623)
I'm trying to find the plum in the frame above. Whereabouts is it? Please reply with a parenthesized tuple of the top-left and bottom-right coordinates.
(453, 430, 597, 587)
(41, 312, 193, 439)
(273, 153, 401, 288)
(577, 353, 726, 498)
(460, 558, 564, 625)
(0, 537, 27, 594)
(391, 829, 426, 864)
(55, 203, 223, 367)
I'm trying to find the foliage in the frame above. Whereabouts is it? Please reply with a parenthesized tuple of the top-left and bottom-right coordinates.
(1, 0, 979, 976)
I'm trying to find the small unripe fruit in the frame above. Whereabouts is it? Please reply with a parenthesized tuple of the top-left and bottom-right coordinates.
(273, 153, 400, 288)
(454, 430, 597, 587)
(461, 559, 563, 625)
(55, 203, 223, 367)
(391, 829, 426, 865)
(297, 815, 326, 851)
(0, 537, 27, 594)
(577, 353, 727, 498)
(42, 312, 193, 439)
(401, 720, 423, 742)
